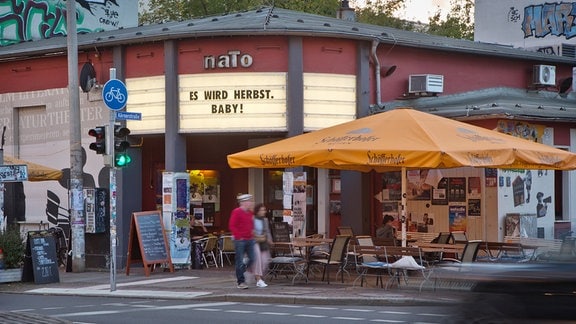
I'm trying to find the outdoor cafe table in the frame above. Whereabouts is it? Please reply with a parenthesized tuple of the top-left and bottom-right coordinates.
(411, 243, 466, 264)
(272, 238, 334, 280)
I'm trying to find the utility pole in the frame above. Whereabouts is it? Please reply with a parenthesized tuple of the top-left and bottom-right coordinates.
(67, 0, 85, 272)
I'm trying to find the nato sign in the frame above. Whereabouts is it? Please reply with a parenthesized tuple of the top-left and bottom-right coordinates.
(102, 79, 128, 111)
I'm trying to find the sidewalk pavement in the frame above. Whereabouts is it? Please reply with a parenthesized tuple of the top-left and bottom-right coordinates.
(0, 264, 475, 307)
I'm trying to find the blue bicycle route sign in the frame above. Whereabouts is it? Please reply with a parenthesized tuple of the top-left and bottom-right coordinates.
(102, 79, 128, 111)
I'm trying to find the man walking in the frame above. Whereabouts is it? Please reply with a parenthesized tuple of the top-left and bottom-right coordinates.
(229, 193, 255, 289)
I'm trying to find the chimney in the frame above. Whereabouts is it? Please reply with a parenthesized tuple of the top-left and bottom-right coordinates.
(337, 0, 356, 21)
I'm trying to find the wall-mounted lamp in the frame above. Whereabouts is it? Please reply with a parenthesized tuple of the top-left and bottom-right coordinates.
(136, 52, 154, 58)
(558, 77, 572, 97)
(380, 65, 397, 77)
(321, 46, 342, 53)
(11, 67, 31, 72)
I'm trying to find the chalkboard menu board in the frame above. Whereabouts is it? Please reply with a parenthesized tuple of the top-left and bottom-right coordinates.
(271, 222, 291, 242)
(22, 231, 60, 284)
(126, 211, 174, 276)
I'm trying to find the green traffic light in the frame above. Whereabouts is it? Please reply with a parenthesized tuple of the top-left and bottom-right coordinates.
(115, 153, 132, 167)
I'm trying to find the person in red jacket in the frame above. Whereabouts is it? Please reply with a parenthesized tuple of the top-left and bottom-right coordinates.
(229, 193, 255, 289)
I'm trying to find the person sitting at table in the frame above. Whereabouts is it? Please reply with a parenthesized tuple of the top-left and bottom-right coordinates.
(376, 215, 397, 245)
(191, 217, 208, 239)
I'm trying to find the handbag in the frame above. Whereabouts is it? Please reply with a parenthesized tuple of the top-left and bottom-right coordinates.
(254, 234, 267, 243)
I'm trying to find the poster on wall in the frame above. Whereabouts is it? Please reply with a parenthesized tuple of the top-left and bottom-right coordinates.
(382, 171, 402, 201)
(468, 177, 481, 199)
(449, 205, 467, 232)
(432, 177, 448, 205)
(485, 168, 497, 187)
(292, 172, 307, 238)
(407, 170, 431, 200)
(448, 177, 466, 202)
(468, 199, 481, 216)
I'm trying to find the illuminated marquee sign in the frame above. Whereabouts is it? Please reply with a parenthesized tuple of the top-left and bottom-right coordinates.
(179, 72, 287, 133)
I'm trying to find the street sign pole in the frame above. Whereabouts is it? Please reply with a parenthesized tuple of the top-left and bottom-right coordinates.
(102, 68, 128, 292)
(108, 68, 118, 292)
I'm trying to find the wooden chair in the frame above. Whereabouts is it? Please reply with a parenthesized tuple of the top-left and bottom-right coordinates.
(308, 235, 351, 284)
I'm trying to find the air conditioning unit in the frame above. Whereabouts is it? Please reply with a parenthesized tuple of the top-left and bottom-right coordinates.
(533, 64, 556, 86)
(408, 74, 444, 93)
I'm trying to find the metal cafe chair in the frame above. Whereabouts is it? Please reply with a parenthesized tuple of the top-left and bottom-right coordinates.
(198, 236, 219, 268)
(218, 235, 235, 267)
(308, 235, 351, 284)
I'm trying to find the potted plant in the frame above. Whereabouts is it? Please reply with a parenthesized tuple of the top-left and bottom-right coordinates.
(0, 225, 25, 283)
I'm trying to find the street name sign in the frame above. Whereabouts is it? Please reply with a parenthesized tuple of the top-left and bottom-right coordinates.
(116, 111, 142, 121)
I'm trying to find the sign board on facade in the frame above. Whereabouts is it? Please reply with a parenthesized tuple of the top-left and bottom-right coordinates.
(0, 165, 28, 182)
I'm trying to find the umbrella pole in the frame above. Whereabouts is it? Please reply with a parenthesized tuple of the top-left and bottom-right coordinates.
(401, 167, 407, 247)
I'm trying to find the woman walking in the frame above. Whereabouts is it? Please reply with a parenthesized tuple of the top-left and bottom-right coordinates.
(251, 203, 273, 288)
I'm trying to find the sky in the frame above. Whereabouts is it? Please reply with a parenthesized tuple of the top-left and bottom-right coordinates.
(352, 0, 451, 22)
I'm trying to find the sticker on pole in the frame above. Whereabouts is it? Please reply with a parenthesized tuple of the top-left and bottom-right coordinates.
(0, 165, 28, 182)
(102, 79, 128, 111)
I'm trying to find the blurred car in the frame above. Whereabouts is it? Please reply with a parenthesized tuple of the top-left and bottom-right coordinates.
(440, 262, 576, 323)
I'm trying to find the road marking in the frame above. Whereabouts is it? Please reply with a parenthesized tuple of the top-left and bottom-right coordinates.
(309, 306, 337, 310)
(225, 310, 255, 314)
(258, 312, 291, 316)
(343, 308, 374, 312)
(194, 308, 221, 312)
(57, 302, 236, 317)
(294, 314, 327, 318)
(275, 305, 303, 308)
(42, 307, 65, 310)
(25, 288, 211, 299)
(128, 305, 156, 308)
(370, 320, 405, 323)
(59, 310, 122, 317)
(417, 313, 448, 317)
(332, 316, 366, 321)
(379, 310, 411, 315)
(83, 276, 198, 290)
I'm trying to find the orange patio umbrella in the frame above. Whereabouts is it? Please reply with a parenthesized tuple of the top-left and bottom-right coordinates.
(228, 108, 576, 171)
(227, 107, 576, 245)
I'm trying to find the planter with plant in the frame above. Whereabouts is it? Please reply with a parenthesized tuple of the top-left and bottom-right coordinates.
(0, 226, 25, 283)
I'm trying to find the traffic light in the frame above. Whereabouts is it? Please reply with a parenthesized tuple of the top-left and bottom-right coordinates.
(114, 125, 131, 167)
(88, 126, 106, 155)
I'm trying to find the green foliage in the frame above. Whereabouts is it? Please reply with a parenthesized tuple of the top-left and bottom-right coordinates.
(427, 0, 474, 40)
(0, 226, 25, 269)
(139, 0, 474, 40)
(139, 0, 340, 24)
(355, 0, 418, 31)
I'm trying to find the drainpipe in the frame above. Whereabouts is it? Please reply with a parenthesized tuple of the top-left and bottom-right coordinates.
(371, 39, 384, 110)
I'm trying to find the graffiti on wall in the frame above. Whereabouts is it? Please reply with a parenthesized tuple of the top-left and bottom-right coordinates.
(0, 0, 137, 46)
(522, 2, 576, 39)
